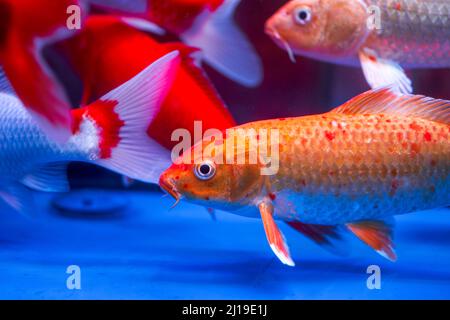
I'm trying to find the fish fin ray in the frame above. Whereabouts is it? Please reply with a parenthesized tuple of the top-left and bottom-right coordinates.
(121, 17, 166, 35)
(259, 200, 295, 266)
(330, 87, 450, 124)
(0, 66, 15, 94)
(93, 52, 180, 183)
(359, 49, 412, 94)
(22, 162, 70, 192)
(181, 0, 263, 87)
(0, 183, 34, 216)
(347, 218, 397, 261)
(89, 0, 148, 14)
(286, 222, 348, 256)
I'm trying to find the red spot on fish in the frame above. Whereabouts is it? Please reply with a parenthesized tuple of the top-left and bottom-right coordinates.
(183, 184, 189, 189)
(269, 193, 276, 201)
(301, 138, 308, 146)
(431, 159, 437, 167)
(369, 55, 377, 62)
(390, 179, 401, 197)
(175, 176, 180, 180)
(424, 131, 432, 142)
(325, 131, 335, 141)
(409, 122, 422, 131)
(205, 196, 210, 201)
(280, 118, 286, 121)
(300, 180, 307, 187)
(395, 2, 402, 10)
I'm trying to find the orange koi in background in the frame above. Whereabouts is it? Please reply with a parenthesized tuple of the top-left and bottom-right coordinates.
(265, 0, 450, 94)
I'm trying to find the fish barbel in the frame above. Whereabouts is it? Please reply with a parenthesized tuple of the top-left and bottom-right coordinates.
(160, 87, 450, 266)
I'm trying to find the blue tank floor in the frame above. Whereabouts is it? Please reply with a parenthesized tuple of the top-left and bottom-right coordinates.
(0, 189, 449, 300)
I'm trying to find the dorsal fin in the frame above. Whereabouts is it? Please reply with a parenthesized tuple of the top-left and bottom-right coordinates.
(330, 87, 450, 125)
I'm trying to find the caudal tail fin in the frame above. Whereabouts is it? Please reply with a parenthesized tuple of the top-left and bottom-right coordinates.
(73, 51, 180, 183)
(180, 0, 263, 88)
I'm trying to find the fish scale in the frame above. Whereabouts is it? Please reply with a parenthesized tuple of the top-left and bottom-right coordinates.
(365, 0, 450, 67)
(0, 93, 92, 182)
(237, 113, 449, 224)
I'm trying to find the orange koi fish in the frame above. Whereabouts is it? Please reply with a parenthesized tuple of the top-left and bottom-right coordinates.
(160, 88, 449, 266)
(265, 0, 450, 94)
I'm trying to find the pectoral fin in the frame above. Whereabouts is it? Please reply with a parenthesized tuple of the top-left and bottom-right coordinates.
(22, 162, 69, 192)
(0, 183, 34, 216)
(258, 200, 295, 267)
(347, 218, 397, 261)
(359, 49, 412, 94)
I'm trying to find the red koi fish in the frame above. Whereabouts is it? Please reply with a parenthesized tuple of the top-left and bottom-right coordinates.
(90, 0, 263, 87)
(0, 0, 87, 141)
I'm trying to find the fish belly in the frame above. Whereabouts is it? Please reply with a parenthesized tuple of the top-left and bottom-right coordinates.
(258, 114, 449, 225)
(364, 0, 450, 67)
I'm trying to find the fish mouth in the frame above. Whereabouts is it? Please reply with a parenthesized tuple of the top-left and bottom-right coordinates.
(265, 26, 297, 64)
(159, 176, 182, 208)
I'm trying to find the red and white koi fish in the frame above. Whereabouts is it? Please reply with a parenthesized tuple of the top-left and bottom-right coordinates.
(58, 15, 236, 151)
(0, 52, 179, 213)
(90, 0, 263, 87)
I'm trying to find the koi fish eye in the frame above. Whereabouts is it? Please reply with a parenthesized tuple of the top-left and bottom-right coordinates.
(194, 160, 216, 181)
(294, 7, 312, 25)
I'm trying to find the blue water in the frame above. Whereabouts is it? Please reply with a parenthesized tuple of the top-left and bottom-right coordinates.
(0, 189, 449, 300)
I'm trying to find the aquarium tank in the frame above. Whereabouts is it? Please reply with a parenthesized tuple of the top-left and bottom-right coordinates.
(0, 0, 449, 304)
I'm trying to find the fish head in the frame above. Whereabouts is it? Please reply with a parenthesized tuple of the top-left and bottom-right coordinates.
(159, 136, 265, 211)
(265, 0, 369, 61)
